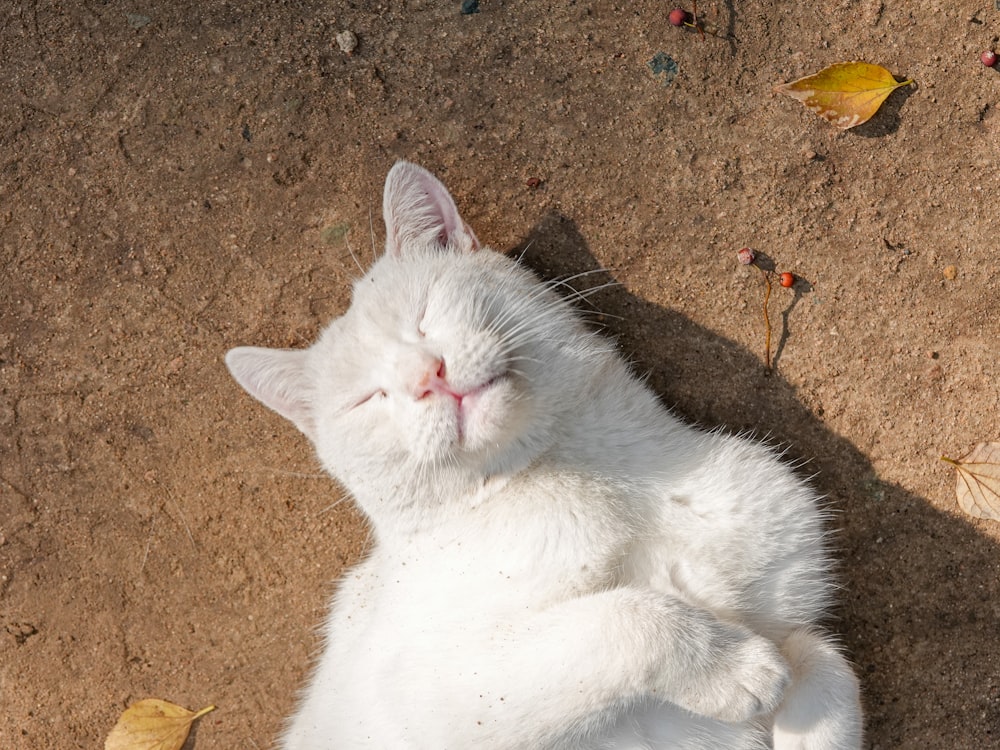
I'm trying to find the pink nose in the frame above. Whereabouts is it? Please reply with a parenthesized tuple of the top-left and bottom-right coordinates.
(413, 357, 451, 400)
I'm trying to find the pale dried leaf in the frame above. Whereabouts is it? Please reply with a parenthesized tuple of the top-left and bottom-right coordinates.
(775, 62, 912, 130)
(942, 442, 1000, 521)
(105, 699, 215, 750)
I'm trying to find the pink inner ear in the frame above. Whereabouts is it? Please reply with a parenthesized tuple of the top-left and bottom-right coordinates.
(225, 347, 316, 440)
(383, 161, 480, 256)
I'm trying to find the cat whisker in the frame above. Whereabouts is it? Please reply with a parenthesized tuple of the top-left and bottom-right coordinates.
(574, 279, 622, 299)
(481, 277, 530, 331)
(477, 264, 533, 338)
(492, 299, 560, 343)
(257, 467, 328, 479)
(501, 323, 568, 352)
(502, 357, 541, 377)
(345, 231, 365, 275)
(545, 268, 615, 294)
(359, 523, 376, 555)
(505, 354, 543, 365)
(512, 240, 534, 263)
(546, 267, 617, 289)
(575, 308, 625, 322)
(317, 495, 351, 515)
(553, 281, 621, 312)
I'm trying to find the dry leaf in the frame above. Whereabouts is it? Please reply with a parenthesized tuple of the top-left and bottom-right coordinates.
(941, 442, 1000, 521)
(105, 699, 216, 750)
(775, 62, 912, 130)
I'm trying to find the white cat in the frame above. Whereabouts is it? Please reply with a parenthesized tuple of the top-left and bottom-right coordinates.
(225, 162, 862, 750)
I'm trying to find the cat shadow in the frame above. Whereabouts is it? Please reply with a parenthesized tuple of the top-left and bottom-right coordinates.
(511, 212, 1000, 745)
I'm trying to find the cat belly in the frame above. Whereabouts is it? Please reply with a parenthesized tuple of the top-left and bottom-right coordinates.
(282, 554, 776, 750)
(285, 599, 775, 750)
(282, 547, 551, 749)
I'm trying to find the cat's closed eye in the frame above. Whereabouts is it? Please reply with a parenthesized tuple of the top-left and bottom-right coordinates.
(351, 389, 387, 409)
(416, 304, 429, 338)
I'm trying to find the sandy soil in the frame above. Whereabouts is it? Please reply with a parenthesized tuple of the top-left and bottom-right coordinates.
(2, 1, 999, 748)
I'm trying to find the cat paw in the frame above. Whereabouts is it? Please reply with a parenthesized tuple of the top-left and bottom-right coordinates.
(679, 627, 791, 724)
(717, 632, 790, 722)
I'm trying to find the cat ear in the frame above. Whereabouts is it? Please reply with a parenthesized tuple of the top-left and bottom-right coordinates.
(225, 347, 316, 440)
(382, 161, 481, 257)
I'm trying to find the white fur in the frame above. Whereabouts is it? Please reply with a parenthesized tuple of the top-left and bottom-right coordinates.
(225, 161, 862, 749)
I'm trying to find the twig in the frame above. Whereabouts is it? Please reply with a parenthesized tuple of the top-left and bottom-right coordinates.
(692, 0, 705, 40)
(760, 267, 773, 371)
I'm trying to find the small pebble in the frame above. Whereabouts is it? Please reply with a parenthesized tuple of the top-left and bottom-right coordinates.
(127, 13, 151, 30)
(336, 30, 358, 54)
(943, 265, 958, 280)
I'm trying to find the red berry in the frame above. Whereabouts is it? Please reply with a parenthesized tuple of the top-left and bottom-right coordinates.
(737, 247, 756, 266)
(981, 50, 998, 68)
(779, 272, 795, 288)
(668, 8, 689, 27)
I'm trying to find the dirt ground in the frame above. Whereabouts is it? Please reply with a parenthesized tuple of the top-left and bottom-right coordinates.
(2, 1, 999, 748)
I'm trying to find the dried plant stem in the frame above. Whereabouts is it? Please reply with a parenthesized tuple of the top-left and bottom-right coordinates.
(692, 0, 704, 39)
(760, 267, 772, 371)
(684, 0, 727, 40)
(192, 705, 217, 720)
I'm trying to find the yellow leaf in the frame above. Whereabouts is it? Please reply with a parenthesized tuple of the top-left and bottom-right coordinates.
(775, 62, 912, 130)
(105, 699, 216, 750)
(941, 442, 1000, 521)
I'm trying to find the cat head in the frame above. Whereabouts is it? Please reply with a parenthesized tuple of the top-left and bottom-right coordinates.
(226, 162, 596, 523)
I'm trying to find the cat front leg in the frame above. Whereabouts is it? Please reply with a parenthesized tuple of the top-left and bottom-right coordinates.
(399, 586, 789, 748)
(509, 588, 792, 727)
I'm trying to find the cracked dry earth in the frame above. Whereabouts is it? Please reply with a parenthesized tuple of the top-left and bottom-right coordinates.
(2, 1, 1000, 748)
